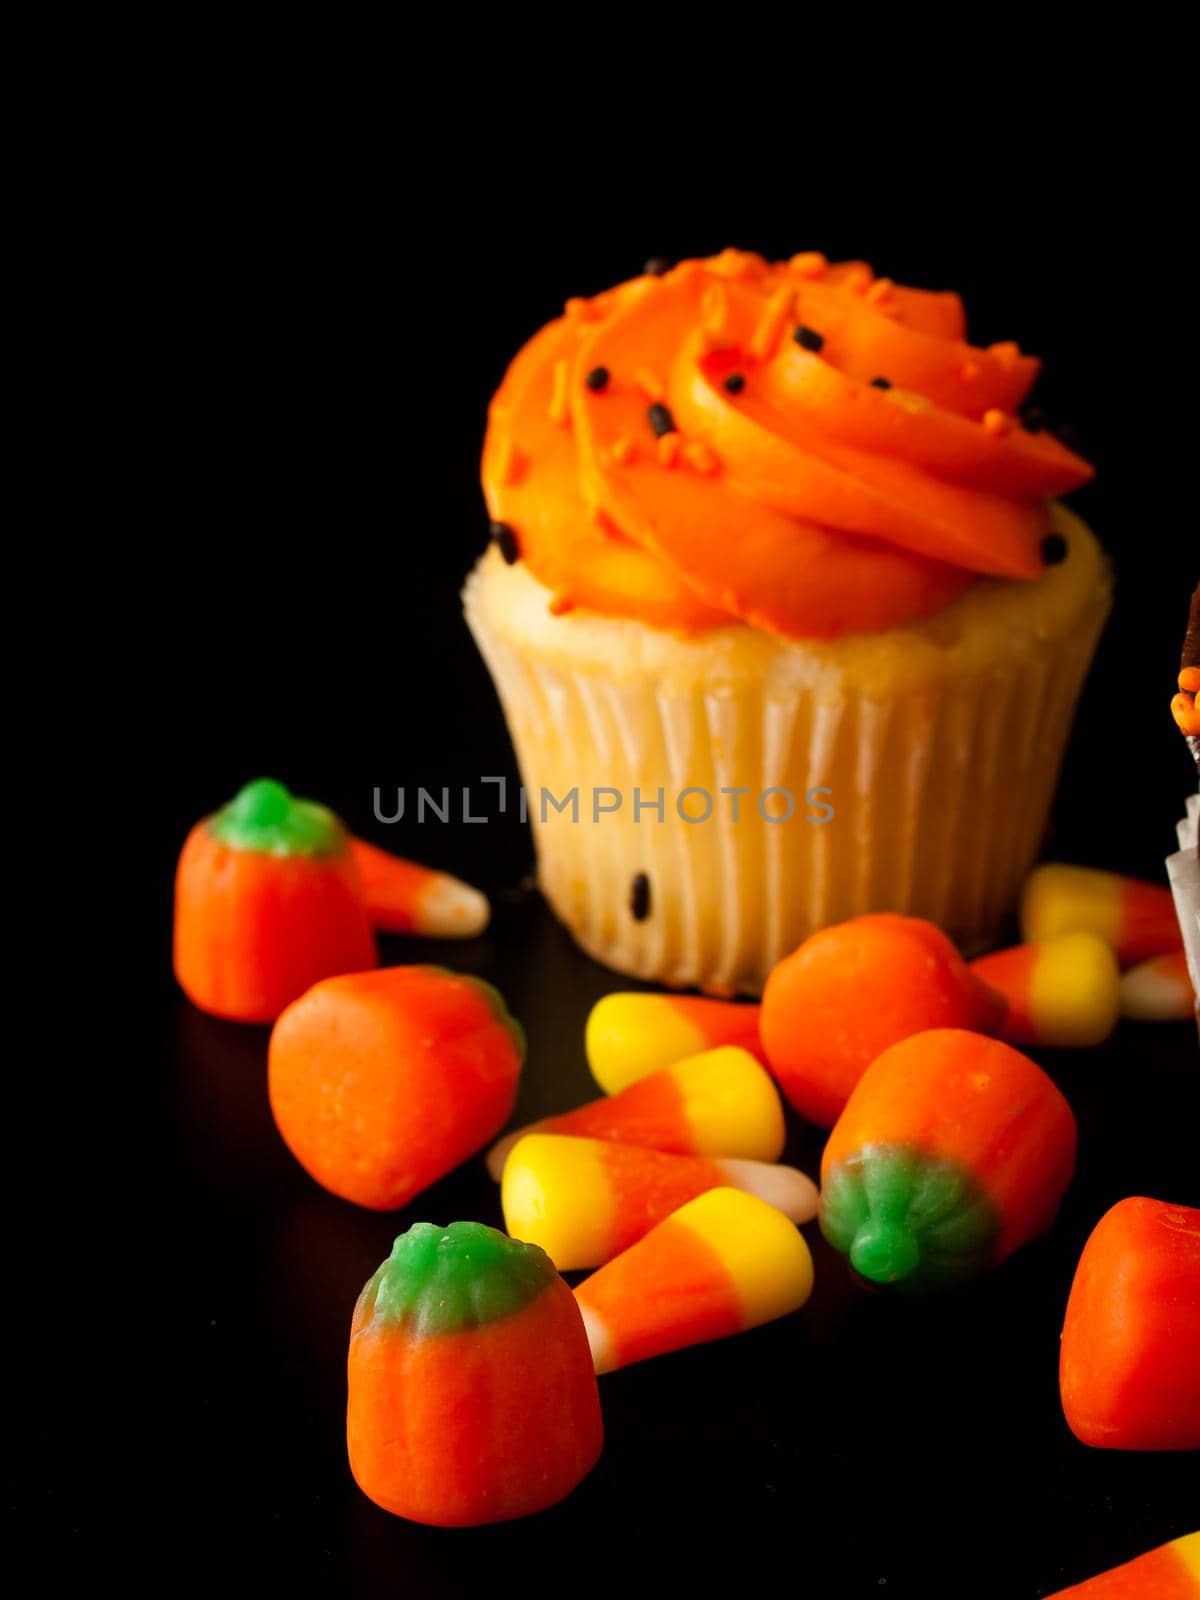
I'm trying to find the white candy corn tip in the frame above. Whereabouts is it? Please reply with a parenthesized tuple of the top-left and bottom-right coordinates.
(715, 1158, 819, 1223)
(1120, 956, 1195, 1022)
(577, 1301, 616, 1375)
(419, 876, 490, 938)
(485, 1124, 531, 1181)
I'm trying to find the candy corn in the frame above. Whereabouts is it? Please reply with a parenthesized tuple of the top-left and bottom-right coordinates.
(350, 837, 490, 938)
(585, 993, 763, 1094)
(761, 914, 1006, 1127)
(969, 933, 1120, 1048)
(1021, 863, 1183, 967)
(574, 1188, 814, 1373)
(1121, 949, 1197, 1022)
(501, 1133, 818, 1271)
(485, 1045, 785, 1179)
(1044, 1530, 1199, 1598)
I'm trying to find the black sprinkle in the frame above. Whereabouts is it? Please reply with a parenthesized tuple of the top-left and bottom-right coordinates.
(793, 325, 825, 352)
(630, 872, 651, 921)
(723, 373, 746, 395)
(585, 366, 610, 392)
(644, 257, 671, 277)
(869, 376, 892, 390)
(1041, 533, 1069, 566)
(647, 402, 676, 438)
(489, 522, 520, 565)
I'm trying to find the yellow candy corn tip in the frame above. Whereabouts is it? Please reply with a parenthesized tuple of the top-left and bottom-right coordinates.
(585, 994, 708, 1094)
(1027, 932, 1120, 1046)
(671, 1047, 786, 1163)
(1120, 955, 1196, 1022)
(1175, 1530, 1200, 1578)
(1020, 865, 1123, 948)
(500, 1134, 614, 1271)
(417, 875, 490, 937)
(676, 1188, 815, 1327)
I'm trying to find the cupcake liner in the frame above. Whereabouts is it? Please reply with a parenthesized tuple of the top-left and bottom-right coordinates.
(465, 548, 1110, 995)
(1167, 792, 1200, 1029)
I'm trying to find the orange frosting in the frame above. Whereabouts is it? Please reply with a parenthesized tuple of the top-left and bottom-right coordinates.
(482, 251, 1095, 640)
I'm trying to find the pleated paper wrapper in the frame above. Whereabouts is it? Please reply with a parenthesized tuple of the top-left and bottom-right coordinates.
(1166, 791, 1200, 1028)
(464, 540, 1110, 996)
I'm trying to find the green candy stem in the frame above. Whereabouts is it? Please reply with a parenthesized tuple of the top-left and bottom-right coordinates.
(820, 1143, 1000, 1294)
(208, 777, 347, 858)
(358, 1221, 556, 1338)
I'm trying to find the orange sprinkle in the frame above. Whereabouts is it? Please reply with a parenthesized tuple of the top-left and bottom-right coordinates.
(548, 594, 576, 616)
(548, 359, 570, 426)
(1181, 667, 1200, 693)
(657, 434, 682, 468)
(982, 409, 1013, 436)
(635, 368, 665, 402)
(495, 439, 529, 486)
(749, 285, 796, 360)
(565, 297, 601, 323)
(683, 441, 720, 476)
(788, 252, 827, 278)
(960, 360, 982, 383)
(844, 264, 874, 294)
(611, 435, 638, 466)
(865, 277, 895, 305)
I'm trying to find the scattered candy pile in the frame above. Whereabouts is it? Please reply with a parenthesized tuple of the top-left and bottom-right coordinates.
(174, 793, 1197, 1555)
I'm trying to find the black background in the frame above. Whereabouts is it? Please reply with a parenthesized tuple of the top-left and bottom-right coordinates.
(122, 102, 1200, 1597)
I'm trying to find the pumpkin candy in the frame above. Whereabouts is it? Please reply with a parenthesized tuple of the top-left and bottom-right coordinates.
(347, 1222, 603, 1526)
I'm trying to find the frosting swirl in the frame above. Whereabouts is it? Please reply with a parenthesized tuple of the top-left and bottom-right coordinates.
(482, 251, 1093, 639)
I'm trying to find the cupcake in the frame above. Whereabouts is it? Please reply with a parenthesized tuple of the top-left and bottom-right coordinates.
(465, 251, 1111, 994)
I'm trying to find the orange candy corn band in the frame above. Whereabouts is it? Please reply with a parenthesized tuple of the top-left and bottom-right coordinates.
(969, 932, 1119, 1048)
(1044, 1531, 1200, 1598)
(486, 1045, 785, 1179)
(349, 837, 489, 937)
(482, 251, 1093, 640)
(574, 1187, 815, 1373)
(501, 1132, 817, 1270)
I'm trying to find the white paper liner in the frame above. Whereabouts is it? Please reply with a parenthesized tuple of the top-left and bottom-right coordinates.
(465, 558, 1109, 995)
(1167, 791, 1200, 1027)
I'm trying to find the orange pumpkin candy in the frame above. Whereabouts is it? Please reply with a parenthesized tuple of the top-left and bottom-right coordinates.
(348, 1222, 603, 1526)
(269, 965, 524, 1210)
(173, 778, 377, 1024)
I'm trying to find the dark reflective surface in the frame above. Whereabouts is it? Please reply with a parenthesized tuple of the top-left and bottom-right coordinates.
(163, 896, 1198, 1599)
